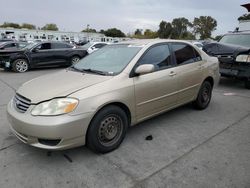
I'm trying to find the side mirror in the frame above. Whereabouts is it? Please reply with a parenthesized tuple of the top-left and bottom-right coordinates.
(32, 48, 39, 53)
(135, 64, 155, 75)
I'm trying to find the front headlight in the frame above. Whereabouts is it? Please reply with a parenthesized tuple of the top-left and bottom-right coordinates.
(31, 98, 79, 116)
(236, 54, 250, 63)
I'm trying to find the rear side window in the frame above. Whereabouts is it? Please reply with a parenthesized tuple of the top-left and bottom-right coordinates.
(138, 44, 172, 70)
(172, 43, 201, 66)
(52, 43, 73, 49)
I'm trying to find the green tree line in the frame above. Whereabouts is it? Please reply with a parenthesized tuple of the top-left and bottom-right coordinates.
(0, 15, 218, 39)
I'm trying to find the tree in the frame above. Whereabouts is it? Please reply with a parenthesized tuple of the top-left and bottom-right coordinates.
(171, 17, 192, 39)
(134, 29, 142, 36)
(21, 23, 36, 30)
(144, 29, 158, 38)
(193, 16, 217, 40)
(238, 14, 250, 21)
(158, 21, 172, 39)
(82, 28, 97, 33)
(41, 23, 59, 31)
(104, 28, 126, 37)
(0, 22, 20, 28)
(100, 29, 105, 34)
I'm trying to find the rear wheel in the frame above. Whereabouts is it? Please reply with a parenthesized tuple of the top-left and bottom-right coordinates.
(245, 79, 250, 89)
(193, 81, 212, 110)
(87, 105, 128, 153)
(12, 59, 29, 73)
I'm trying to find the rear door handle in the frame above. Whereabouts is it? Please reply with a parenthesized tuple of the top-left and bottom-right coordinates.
(169, 71, 177, 77)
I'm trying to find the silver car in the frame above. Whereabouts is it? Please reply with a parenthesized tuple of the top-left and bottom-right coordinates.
(7, 39, 220, 153)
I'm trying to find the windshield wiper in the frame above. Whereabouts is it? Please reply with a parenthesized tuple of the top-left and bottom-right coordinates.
(81, 68, 108, 75)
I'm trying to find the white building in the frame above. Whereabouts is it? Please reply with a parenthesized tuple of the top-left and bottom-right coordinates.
(0, 28, 129, 43)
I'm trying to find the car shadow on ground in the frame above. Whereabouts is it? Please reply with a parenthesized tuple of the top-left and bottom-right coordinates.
(218, 77, 245, 90)
(19, 103, 193, 163)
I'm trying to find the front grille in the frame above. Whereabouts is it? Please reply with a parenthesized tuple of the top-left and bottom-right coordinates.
(13, 93, 31, 113)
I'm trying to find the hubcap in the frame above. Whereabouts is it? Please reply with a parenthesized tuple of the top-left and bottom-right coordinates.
(201, 85, 210, 104)
(16, 60, 28, 72)
(98, 115, 123, 147)
(72, 57, 80, 64)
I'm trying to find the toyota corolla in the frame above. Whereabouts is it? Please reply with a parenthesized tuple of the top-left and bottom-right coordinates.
(7, 40, 220, 153)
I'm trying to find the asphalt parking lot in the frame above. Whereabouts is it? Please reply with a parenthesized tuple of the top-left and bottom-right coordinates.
(0, 68, 249, 188)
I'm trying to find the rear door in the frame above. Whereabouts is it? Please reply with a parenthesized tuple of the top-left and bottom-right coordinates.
(170, 43, 204, 104)
(51, 42, 73, 65)
(133, 43, 179, 121)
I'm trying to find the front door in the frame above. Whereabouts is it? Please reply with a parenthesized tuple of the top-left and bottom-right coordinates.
(133, 44, 179, 121)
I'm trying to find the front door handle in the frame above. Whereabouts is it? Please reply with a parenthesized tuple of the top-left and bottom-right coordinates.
(169, 71, 177, 77)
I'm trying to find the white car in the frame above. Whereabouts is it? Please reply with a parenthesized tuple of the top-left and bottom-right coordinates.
(82, 42, 108, 54)
(192, 41, 203, 50)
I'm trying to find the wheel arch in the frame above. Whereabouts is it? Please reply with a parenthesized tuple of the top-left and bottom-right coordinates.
(85, 101, 132, 144)
(203, 76, 214, 88)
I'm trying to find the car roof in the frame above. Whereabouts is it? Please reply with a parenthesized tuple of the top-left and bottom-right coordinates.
(118, 39, 193, 46)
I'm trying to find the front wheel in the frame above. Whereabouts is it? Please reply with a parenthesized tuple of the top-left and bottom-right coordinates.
(12, 59, 29, 73)
(87, 106, 128, 153)
(193, 81, 212, 110)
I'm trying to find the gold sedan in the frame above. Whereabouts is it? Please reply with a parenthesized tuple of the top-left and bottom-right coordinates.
(7, 39, 220, 153)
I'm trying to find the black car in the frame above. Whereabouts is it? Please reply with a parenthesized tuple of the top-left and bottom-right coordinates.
(0, 41, 88, 72)
(0, 41, 28, 50)
(203, 31, 250, 89)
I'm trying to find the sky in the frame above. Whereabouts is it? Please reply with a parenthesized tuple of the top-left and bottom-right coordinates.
(0, 0, 249, 36)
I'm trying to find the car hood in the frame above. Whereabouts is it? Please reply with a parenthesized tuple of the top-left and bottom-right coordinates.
(17, 69, 113, 104)
(203, 42, 250, 57)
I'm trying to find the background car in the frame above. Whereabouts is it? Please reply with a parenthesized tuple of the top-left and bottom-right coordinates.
(0, 41, 88, 72)
(7, 40, 219, 153)
(0, 41, 28, 50)
(192, 41, 203, 50)
(203, 31, 250, 89)
(81, 42, 108, 54)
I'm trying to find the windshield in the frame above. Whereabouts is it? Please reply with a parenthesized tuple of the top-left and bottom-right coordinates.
(73, 44, 142, 75)
(219, 34, 250, 47)
(22, 42, 38, 50)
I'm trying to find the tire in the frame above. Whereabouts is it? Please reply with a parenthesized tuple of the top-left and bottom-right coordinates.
(12, 59, 29, 73)
(193, 81, 212, 110)
(71, 56, 80, 65)
(87, 105, 128, 154)
(245, 79, 250, 89)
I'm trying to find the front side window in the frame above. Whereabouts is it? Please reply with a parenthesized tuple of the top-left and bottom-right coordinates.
(73, 44, 141, 75)
(36, 43, 51, 50)
(138, 44, 172, 70)
(93, 43, 107, 48)
(172, 43, 201, 66)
